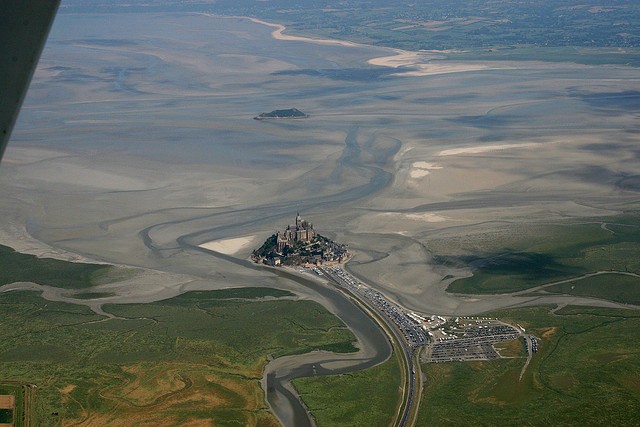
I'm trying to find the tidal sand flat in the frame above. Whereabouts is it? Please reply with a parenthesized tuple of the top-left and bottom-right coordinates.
(3, 12, 640, 316)
(199, 236, 257, 255)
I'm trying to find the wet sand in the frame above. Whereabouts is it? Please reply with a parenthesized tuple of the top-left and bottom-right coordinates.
(2, 8, 638, 318)
(2, 8, 638, 321)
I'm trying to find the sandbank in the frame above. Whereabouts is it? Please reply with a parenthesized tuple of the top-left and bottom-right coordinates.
(367, 51, 509, 76)
(367, 51, 422, 68)
(394, 62, 499, 77)
(198, 236, 257, 255)
(409, 161, 442, 178)
(438, 143, 539, 156)
(235, 14, 509, 78)
(244, 16, 369, 48)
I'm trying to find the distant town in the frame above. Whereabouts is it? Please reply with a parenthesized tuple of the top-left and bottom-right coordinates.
(251, 212, 349, 266)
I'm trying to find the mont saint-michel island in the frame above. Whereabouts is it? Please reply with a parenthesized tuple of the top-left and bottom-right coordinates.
(252, 212, 349, 266)
(254, 108, 309, 120)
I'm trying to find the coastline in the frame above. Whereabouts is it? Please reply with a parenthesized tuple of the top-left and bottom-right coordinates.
(226, 14, 511, 77)
(244, 16, 376, 49)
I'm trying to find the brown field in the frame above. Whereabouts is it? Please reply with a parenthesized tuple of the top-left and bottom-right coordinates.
(0, 395, 13, 409)
(0, 395, 13, 427)
(62, 362, 279, 427)
(540, 327, 557, 340)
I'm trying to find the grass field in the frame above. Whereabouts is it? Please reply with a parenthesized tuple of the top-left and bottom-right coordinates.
(0, 288, 357, 426)
(293, 355, 401, 427)
(439, 215, 640, 295)
(543, 273, 640, 306)
(0, 244, 121, 289)
(493, 338, 525, 358)
(418, 305, 640, 426)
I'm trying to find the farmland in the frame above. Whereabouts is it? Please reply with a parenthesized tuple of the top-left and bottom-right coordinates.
(0, 288, 356, 426)
(418, 305, 640, 425)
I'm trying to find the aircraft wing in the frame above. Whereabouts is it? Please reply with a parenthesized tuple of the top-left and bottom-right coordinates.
(0, 0, 61, 160)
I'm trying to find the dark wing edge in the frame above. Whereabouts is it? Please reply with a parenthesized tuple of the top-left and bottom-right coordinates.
(0, 0, 61, 161)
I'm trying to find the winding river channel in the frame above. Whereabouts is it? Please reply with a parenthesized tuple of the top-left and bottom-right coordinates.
(180, 243, 392, 426)
(154, 128, 397, 425)
(262, 268, 392, 426)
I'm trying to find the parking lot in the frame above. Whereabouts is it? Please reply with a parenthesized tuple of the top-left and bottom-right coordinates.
(423, 318, 521, 363)
(306, 266, 527, 363)
(319, 266, 428, 349)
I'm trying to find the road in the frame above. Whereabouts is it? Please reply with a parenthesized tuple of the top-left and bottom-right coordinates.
(318, 266, 422, 427)
(519, 335, 536, 381)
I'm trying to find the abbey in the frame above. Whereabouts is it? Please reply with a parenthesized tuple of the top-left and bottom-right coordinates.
(252, 212, 349, 266)
(276, 212, 317, 253)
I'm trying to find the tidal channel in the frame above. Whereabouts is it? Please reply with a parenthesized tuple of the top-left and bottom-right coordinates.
(184, 243, 392, 427)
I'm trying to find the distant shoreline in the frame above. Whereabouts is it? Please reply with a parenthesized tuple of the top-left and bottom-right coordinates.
(225, 14, 510, 77)
(245, 16, 373, 49)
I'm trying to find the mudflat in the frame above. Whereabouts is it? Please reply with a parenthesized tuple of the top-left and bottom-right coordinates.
(1, 13, 639, 316)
